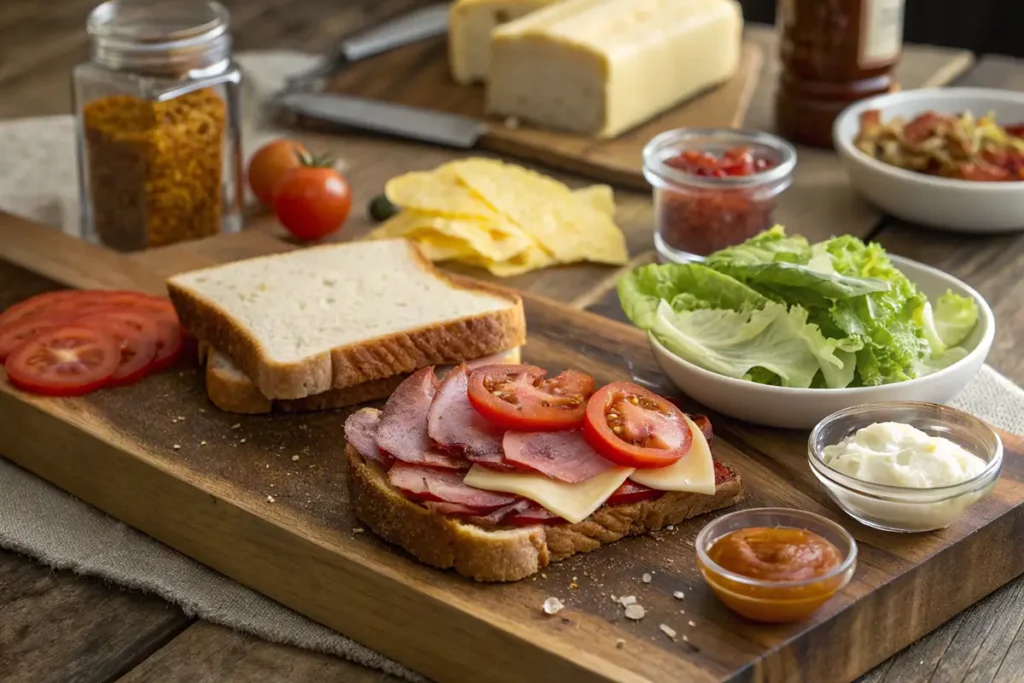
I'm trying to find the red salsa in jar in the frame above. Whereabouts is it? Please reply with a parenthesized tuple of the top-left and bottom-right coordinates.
(644, 129, 796, 262)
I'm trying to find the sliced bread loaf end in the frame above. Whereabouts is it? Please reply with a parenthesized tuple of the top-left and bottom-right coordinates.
(168, 240, 526, 400)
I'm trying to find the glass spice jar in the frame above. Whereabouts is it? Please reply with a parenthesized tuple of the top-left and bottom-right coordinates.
(73, 0, 244, 252)
(643, 129, 797, 263)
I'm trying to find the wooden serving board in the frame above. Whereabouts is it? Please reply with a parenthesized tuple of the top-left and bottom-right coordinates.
(2, 219, 1024, 683)
(321, 35, 762, 189)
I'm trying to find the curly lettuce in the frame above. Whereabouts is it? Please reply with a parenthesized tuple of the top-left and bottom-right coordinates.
(617, 227, 979, 389)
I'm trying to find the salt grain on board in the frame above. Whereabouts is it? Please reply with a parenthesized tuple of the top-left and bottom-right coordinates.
(624, 604, 646, 620)
(619, 595, 637, 606)
(659, 624, 677, 639)
(543, 597, 565, 615)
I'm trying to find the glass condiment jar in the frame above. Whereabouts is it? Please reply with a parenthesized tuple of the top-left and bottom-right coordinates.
(642, 128, 796, 263)
(775, 0, 906, 148)
(696, 508, 857, 623)
(73, 0, 244, 252)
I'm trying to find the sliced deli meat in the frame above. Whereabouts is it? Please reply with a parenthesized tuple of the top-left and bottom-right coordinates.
(389, 462, 518, 510)
(427, 364, 508, 468)
(503, 430, 619, 483)
(344, 408, 394, 469)
(377, 367, 467, 470)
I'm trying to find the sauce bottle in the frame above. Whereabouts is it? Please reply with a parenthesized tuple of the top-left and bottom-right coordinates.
(774, 0, 906, 148)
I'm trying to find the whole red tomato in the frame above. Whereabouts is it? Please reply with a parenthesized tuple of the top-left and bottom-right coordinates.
(247, 139, 308, 207)
(272, 166, 353, 241)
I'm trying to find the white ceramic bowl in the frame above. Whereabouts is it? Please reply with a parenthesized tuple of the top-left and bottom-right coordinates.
(649, 255, 994, 429)
(833, 87, 1024, 232)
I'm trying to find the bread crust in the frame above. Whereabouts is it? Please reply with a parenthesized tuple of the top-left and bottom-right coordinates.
(346, 440, 744, 583)
(168, 241, 527, 400)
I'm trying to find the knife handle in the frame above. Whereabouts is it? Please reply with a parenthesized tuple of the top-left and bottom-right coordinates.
(340, 3, 450, 62)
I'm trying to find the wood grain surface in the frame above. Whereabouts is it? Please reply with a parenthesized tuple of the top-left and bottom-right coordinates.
(0, 547, 190, 683)
(0, 1, 1013, 681)
(322, 38, 762, 188)
(2, 221, 1024, 683)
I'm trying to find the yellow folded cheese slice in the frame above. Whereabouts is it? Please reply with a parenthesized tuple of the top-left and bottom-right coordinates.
(628, 415, 717, 495)
(463, 463, 634, 524)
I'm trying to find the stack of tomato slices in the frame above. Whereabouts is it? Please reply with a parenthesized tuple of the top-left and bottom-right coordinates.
(346, 363, 726, 527)
(0, 289, 184, 396)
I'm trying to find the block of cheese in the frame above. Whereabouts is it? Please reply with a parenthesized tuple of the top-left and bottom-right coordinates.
(486, 0, 743, 138)
(448, 0, 559, 85)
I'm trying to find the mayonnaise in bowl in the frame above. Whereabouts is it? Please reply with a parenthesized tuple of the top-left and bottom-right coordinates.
(808, 404, 1003, 533)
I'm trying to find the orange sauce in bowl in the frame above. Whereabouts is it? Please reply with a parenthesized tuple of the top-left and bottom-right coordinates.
(698, 527, 848, 623)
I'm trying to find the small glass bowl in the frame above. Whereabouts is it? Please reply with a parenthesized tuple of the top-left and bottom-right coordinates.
(808, 402, 1003, 533)
(642, 128, 797, 263)
(695, 507, 856, 623)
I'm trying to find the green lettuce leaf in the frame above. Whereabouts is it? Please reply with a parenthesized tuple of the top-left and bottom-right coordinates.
(651, 300, 861, 389)
(702, 224, 811, 266)
(932, 290, 979, 348)
(617, 263, 765, 330)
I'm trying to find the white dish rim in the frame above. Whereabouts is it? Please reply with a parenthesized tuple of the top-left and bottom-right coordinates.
(832, 87, 1024, 192)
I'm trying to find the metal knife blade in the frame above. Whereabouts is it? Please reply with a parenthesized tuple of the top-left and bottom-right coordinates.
(277, 92, 488, 149)
(284, 3, 450, 91)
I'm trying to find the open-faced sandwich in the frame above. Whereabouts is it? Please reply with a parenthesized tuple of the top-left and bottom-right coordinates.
(345, 364, 743, 582)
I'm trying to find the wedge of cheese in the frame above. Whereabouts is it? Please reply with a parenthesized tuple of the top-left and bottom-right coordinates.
(486, 0, 743, 137)
(448, 0, 559, 85)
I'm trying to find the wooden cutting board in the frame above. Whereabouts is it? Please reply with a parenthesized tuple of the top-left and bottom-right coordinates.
(321, 36, 762, 189)
(2, 216, 1023, 683)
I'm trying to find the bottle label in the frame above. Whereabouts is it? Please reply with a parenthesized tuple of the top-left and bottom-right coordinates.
(860, 0, 906, 67)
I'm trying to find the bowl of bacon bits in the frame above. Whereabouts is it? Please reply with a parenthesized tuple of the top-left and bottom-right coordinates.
(642, 128, 797, 263)
(834, 87, 1024, 232)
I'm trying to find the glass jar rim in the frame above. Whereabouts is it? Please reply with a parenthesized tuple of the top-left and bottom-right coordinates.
(695, 507, 858, 589)
(87, 0, 231, 76)
(807, 402, 1004, 499)
(643, 127, 798, 191)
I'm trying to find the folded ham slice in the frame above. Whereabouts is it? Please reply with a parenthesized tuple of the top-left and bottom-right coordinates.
(377, 367, 467, 470)
(344, 408, 394, 469)
(502, 430, 619, 483)
(427, 365, 509, 468)
(388, 462, 518, 509)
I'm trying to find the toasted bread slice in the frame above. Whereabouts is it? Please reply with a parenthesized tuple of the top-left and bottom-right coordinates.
(168, 240, 527, 400)
(203, 346, 523, 415)
(346, 420, 743, 583)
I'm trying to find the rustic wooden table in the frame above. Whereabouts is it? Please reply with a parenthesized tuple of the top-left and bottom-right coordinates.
(1, 1, 1023, 682)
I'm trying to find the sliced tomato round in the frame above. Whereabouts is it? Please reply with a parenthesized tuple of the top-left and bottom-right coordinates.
(77, 312, 159, 385)
(149, 321, 184, 372)
(583, 382, 692, 468)
(0, 290, 90, 329)
(606, 480, 664, 506)
(0, 316, 79, 362)
(4, 326, 120, 396)
(467, 364, 596, 431)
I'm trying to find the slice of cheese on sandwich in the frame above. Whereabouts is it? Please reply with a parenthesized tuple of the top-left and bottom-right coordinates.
(463, 465, 634, 524)
(629, 416, 717, 495)
(463, 415, 718, 522)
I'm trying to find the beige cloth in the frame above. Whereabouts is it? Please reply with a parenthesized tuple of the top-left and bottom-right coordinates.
(1, 51, 1023, 681)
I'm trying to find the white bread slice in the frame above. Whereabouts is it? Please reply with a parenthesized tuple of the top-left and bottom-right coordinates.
(167, 240, 527, 400)
(346, 418, 744, 582)
(203, 346, 523, 415)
